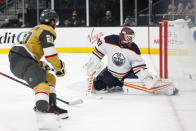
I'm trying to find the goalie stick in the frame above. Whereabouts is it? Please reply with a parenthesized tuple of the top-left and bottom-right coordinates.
(87, 74, 94, 95)
(0, 72, 83, 106)
(86, 74, 103, 100)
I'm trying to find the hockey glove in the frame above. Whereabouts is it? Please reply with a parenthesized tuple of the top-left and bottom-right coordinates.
(83, 55, 104, 76)
(55, 60, 66, 77)
(136, 69, 158, 89)
(40, 61, 51, 71)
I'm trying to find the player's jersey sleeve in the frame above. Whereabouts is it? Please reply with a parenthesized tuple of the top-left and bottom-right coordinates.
(39, 28, 61, 71)
(92, 38, 106, 60)
(128, 43, 147, 74)
(131, 56, 147, 74)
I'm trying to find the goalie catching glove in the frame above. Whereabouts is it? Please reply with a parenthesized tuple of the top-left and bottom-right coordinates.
(83, 55, 104, 76)
(136, 69, 159, 89)
(55, 60, 66, 77)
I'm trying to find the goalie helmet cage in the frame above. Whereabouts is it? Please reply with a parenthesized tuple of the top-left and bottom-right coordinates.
(158, 19, 196, 81)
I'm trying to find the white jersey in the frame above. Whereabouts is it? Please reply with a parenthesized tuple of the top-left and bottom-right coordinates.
(93, 35, 147, 80)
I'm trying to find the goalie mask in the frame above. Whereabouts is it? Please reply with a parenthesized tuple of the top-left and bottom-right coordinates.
(119, 27, 135, 47)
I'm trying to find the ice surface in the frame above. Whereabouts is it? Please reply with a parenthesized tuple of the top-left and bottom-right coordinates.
(0, 53, 196, 131)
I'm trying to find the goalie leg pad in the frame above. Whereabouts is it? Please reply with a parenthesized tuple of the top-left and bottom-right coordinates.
(151, 79, 179, 96)
(123, 78, 178, 96)
(123, 78, 153, 95)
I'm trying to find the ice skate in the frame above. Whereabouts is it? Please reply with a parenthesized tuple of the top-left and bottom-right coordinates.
(49, 93, 68, 119)
(48, 104, 69, 119)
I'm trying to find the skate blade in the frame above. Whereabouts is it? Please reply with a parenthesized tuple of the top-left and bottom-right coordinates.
(59, 113, 69, 119)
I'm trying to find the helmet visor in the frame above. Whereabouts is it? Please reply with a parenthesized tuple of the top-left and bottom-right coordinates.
(50, 13, 59, 26)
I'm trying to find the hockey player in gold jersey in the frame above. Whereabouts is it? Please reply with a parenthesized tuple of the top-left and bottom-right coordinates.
(8, 9, 68, 119)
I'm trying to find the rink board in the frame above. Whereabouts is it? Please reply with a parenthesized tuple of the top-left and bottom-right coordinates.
(0, 27, 160, 54)
(0, 26, 195, 54)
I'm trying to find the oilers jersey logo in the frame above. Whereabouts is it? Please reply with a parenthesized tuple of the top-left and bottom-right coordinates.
(112, 53, 125, 66)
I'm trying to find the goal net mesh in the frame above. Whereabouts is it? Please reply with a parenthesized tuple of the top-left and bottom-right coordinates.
(167, 19, 196, 91)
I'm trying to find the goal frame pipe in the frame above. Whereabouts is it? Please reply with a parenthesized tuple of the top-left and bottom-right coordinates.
(159, 22, 163, 79)
(164, 21, 168, 79)
(159, 21, 168, 79)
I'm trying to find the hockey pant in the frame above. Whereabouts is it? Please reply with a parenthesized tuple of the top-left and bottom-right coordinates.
(9, 49, 56, 108)
(93, 67, 137, 91)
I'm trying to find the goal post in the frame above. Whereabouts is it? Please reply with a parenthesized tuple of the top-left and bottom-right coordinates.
(159, 20, 168, 79)
(159, 19, 196, 81)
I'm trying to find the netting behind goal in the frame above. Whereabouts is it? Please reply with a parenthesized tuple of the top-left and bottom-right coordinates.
(159, 19, 196, 91)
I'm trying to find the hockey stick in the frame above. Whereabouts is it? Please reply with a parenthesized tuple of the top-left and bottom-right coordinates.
(86, 74, 103, 99)
(0, 72, 83, 106)
(87, 74, 94, 95)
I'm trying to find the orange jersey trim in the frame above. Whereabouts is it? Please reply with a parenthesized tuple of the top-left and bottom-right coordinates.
(93, 48, 104, 58)
(133, 66, 146, 72)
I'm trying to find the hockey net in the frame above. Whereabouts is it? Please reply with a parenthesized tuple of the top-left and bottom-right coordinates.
(159, 19, 196, 91)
